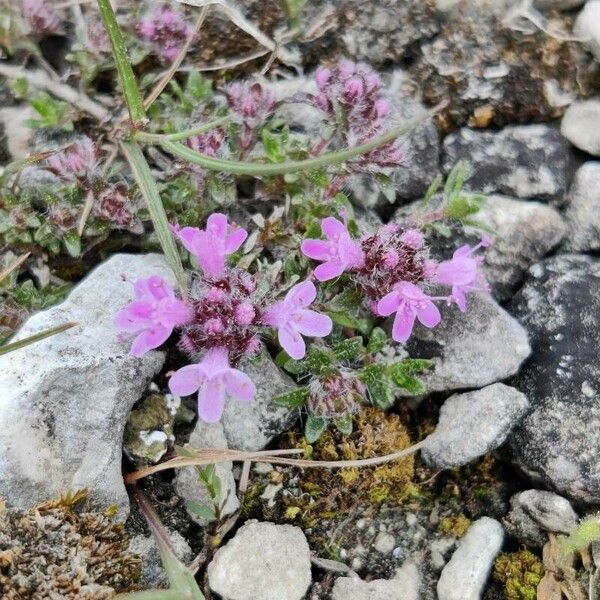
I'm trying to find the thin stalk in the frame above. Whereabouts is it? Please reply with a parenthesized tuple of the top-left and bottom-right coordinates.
(0, 322, 78, 356)
(0, 252, 30, 285)
(120, 141, 186, 292)
(137, 103, 445, 176)
(97, 0, 146, 126)
(138, 116, 231, 144)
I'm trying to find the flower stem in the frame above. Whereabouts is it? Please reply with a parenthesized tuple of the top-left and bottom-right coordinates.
(97, 0, 146, 126)
(136, 103, 444, 176)
(138, 116, 231, 143)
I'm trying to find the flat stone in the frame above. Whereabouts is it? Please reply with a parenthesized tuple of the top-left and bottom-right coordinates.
(406, 293, 531, 393)
(574, 1, 600, 61)
(504, 490, 579, 547)
(563, 162, 600, 252)
(442, 125, 574, 203)
(561, 99, 600, 157)
(509, 254, 600, 504)
(208, 520, 312, 600)
(437, 517, 504, 600)
(423, 384, 529, 469)
(0, 254, 172, 519)
(175, 420, 239, 526)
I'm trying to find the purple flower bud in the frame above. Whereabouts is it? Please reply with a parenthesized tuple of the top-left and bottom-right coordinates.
(344, 78, 364, 101)
(235, 302, 256, 325)
(23, 0, 62, 34)
(205, 318, 225, 334)
(374, 98, 392, 119)
(400, 229, 424, 250)
(315, 67, 332, 89)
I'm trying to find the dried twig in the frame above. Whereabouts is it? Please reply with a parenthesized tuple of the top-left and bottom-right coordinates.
(0, 253, 31, 285)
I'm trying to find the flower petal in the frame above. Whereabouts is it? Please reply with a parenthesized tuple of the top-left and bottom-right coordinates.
(206, 213, 228, 237)
(159, 298, 193, 327)
(262, 300, 287, 327)
(175, 227, 202, 255)
(321, 216, 347, 239)
(286, 280, 316, 307)
(376, 292, 400, 316)
(391, 308, 416, 343)
(416, 300, 441, 328)
(225, 227, 248, 253)
(130, 325, 171, 357)
(223, 369, 256, 403)
(279, 324, 306, 360)
(301, 239, 330, 261)
(314, 261, 345, 282)
(451, 287, 468, 312)
(201, 347, 231, 373)
(294, 309, 332, 337)
(114, 302, 153, 332)
(169, 364, 204, 396)
(197, 378, 226, 423)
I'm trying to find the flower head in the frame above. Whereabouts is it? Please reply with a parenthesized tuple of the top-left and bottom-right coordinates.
(23, 0, 62, 33)
(169, 347, 256, 422)
(435, 238, 491, 311)
(263, 280, 332, 360)
(224, 82, 276, 127)
(94, 184, 138, 230)
(301, 217, 365, 282)
(174, 213, 247, 279)
(114, 276, 192, 357)
(46, 137, 99, 181)
(138, 4, 194, 61)
(377, 281, 441, 343)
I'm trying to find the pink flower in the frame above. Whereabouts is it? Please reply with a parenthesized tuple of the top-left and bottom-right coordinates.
(301, 217, 365, 281)
(46, 137, 98, 181)
(168, 347, 256, 422)
(435, 238, 491, 311)
(174, 213, 247, 279)
(23, 0, 62, 33)
(138, 5, 194, 61)
(114, 276, 192, 357)
(263, 280, 332, 360)
(377, 281, 441, 343)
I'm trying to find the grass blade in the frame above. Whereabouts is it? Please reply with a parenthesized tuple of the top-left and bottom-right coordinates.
(0, 252, 30, 286)
(0, 321, 78, 356)
(120, 141, 186, 292)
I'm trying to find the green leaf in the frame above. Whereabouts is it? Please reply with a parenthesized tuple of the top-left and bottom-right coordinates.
(359, 363, 394, 409)
(305, 346, 334, 375)
(63, 231, 81, 257)
(390, 358, 433, 376)
(391, 374, 426, 395)
(334, 415, 353, 436)
(375, 173, 396, 203)
(272, 387, 310, 408)
(366, 327, 388, 354)
(186, 501, 216, 522)
(326, 310, 372, 335)
(332, 336, 363, 361)
(423, 174, 443, 206)
(305, 415, 327, 443)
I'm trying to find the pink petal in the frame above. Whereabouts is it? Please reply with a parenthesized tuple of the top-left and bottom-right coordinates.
(453, 244, 472, 258)
(160, 298, 193, 327)
(416, 300, 441, 328)
(279, 324, 306, 360)
(223, 369, 256, 403)
(196, 231, 227, 278)
(377, 292, 400, 317)
(225, 227, 248, 253)
(201, 347, 231, 372)
(321, 216, 347, 239)
(452, 287, 467, 312)
(206, 213, 227, 238)
(169, 364, 204, 396)
(130, 325, 171, 357)
(301, 239, 331, 261)
(134, 276, 172, 301)
(392, 308, 416, 343)
(294, 309, 332, 337)
(286, 280, 316, 307)
(262, 300, 287, 327)
(198, 378, 226, 423)
(114, 302, 153, 332)
(176, 227, 202, 255)
(314, 261, 345, 282)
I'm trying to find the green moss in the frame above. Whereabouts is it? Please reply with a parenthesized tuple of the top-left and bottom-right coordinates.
(438, 514, 471, 538)
(561, 515, 600, 554)
(494, 550, 544, 600)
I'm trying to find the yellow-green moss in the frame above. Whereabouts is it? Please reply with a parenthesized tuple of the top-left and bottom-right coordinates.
(438, 513, 471, 538)
(494, 550, 544, 600)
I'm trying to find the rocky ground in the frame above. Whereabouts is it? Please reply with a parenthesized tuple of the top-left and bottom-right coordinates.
(1, 0, 600, 599)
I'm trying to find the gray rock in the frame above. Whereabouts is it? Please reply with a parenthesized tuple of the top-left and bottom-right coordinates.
(423, 384, 529, 469)
(574, 1, 600, 61)
(208, 520, 312, 600)
(406, 293, 531, 393)
(509, 254, 600, 504)
(128, 529, 192, 588)
(534, 0, 585, 8)
(442, 125, 574, 203)
(504, 490, 579, 547)
(0, 254, 171, 519)
(175, 420, 239, 526)
(437, 517, 504, 600)
(561, 99, 600, 157)
(332, 561, 420, 600)
(563, 162, 600, 252)
(221, 351, 297, 451)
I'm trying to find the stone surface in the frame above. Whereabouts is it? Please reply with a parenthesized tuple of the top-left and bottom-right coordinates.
(332, 562, 420, 600)
(504, 490, 579, 547)
(208, 520, 312, 600)
(442, 125, 574, 203)
(437, 517, 504, 600)
(574, 1, 600, 61)
(563, 162, 600, 252)
(422, 384, 529, 469)
(561, 99, 600, 157)
(221, 351, 297, 451)
(0, 253, 172, 519)
(509, 254, 600, 504)
(128, 529, 192, 588)
(175, 420, 239, 526)
(406, 293, 531, 393)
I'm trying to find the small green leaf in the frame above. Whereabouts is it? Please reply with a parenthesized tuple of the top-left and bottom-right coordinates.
(186, 501, 216, 522)
(366, 327, 388, 354)
(305, 415, 327, 443)
(391, 374, 426, 395)
(305, 346, 334, 375)
(375, 173, 396, 203)
(327, 310, 372, 335)
(334, 415, 353, 436)
(272, 387, 310, 408)
(423, 174, 443, 205)
(332, 336, 363, 361)
(359, 363, 395, 409)
(63, 231, 81, 257)
(390, 358, 433, 376)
